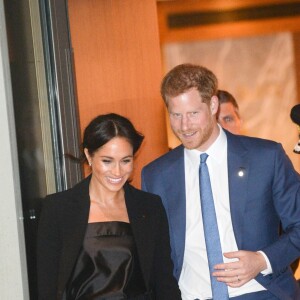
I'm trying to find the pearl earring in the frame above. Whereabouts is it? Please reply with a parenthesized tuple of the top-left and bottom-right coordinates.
(89, 161, 92, 166)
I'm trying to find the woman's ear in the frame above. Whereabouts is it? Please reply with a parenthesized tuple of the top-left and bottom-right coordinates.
(84, 148, 92, 166)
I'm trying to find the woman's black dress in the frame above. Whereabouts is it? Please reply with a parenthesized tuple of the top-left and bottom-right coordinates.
(63, 221, 147, 300)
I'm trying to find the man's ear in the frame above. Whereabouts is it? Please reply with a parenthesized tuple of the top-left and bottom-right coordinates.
(210, 95, 219, 115)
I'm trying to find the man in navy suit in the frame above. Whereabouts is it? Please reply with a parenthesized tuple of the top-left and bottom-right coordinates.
(141, 64, 300, 299)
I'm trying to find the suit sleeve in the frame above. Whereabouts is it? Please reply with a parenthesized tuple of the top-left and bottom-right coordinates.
(141, 167, 148, 192)
(37, 196, 61, 300)
(152, 197, 181, 299)
(262, 144, 300, 272)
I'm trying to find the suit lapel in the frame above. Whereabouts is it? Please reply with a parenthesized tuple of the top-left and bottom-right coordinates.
(58, 177, 91, 292)
(226, 132, 249, 249)
(162, 146, 186, 278)
(124, 184, 153, 289)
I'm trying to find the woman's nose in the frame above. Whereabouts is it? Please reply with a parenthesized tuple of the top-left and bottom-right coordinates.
(112, 163, 121, 175)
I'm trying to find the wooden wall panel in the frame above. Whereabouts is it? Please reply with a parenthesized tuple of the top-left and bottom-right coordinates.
(67, 0, 168, 187)
(157, 0, 300, 43)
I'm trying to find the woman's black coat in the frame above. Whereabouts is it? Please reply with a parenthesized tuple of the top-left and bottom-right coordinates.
(37, 176, 181, 300)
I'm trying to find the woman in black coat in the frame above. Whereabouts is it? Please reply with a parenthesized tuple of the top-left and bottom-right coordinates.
(37, 113, 181, 300)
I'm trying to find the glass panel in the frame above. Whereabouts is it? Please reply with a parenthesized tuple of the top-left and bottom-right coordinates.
(4, 0, 82, 298)
(4, 0, 56, 298)
(10, 31, 50, 294)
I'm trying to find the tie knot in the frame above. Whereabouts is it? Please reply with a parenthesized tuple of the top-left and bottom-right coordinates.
(200, 153, 209, 163)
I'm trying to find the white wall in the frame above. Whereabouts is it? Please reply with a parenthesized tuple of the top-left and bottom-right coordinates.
(0, 0, 29, 298)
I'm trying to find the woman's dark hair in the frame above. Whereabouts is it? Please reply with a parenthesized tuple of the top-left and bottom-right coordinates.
(83, 113, 144, 157)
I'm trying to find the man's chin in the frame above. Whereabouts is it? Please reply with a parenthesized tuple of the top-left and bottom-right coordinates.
(181, 141, 197, 150)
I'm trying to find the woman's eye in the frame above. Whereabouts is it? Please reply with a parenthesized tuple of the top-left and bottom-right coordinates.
(122, 159, 132, 164)
(102, 160, 112, 164)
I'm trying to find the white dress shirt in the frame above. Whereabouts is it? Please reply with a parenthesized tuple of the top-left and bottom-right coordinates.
(178, 127, 269, 300)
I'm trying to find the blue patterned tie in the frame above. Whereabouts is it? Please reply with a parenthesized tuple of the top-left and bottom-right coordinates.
(199, 153, 229, 299)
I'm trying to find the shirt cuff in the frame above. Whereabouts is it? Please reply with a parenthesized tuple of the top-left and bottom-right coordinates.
(257, 251, 273, 275)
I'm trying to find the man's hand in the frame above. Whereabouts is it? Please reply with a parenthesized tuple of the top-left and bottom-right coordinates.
(212, 250, 267, 287)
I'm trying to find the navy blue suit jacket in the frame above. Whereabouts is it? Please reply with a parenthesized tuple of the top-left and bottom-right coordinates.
(142, 131, 300, 299)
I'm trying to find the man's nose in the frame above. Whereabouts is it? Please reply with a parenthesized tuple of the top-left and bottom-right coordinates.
(181, 115, 190, 130)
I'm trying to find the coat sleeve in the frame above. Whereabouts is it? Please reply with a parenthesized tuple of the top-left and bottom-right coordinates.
(262, 143, 300, 272)
(37, 196, 61, 300)
(152, 198, 181, 299)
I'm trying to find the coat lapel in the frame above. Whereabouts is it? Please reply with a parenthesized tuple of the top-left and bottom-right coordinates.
(226, 132, 249, 249)
(58, 177, 91, 292)
(124, 184, 153, 289)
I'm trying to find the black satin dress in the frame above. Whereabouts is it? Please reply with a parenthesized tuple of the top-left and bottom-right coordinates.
(63, 221, 147, 300)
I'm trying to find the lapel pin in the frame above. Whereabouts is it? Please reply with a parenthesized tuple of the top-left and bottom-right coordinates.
(238, 168, 245, 177)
